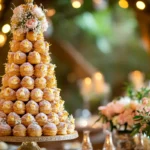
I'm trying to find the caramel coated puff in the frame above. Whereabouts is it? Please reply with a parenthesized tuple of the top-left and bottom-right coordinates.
(31, 88, 43, 102)
(21, 76, 34, 90)
(7, 112, 21, 127)
(2, 101, 13, 114)
(34, 40, 46, 54)
(13, 31, 25, 41)
(8, 52, 15, 63)
(13, 101, 26, 115)
(34, 63, 48, 78)
(37, 32, 44, 40)
(2, 88, 16, 101)
(39, 100, 52, 114)
(46, 76, 57, 88)
(35, 77, 46, 89)
(10, 40, 20, 52)
(14, 51, 27, 65)
(21, 113, 35, 127)
(26, 100, 39, 115)
(43, 88, 55, 102)
(16, 87, 30, 102)
(28, 51, 41, 64)
(35, 113, 48, 126)
(26, 31, 38, 42)
(6, 63, 20, 77)
(20, 62, 34, 77)
(41, 53, 51, 64)
(0, 122, 11, 136)
(0, 99, 5, 111)
(13, 124, 27, 137)
(20, 39, 33, 53)
(8, 76, 20, 89)
(47, 64, 56, 76)
(2, 74, 10, 88)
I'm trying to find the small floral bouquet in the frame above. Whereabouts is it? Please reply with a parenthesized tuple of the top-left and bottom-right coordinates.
(98, 97, 139, 132)
(132, 97, 150, 137)
(11, 2, 48, 34)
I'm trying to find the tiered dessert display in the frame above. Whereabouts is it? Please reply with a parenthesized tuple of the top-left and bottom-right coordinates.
(0, 0, 78, 149)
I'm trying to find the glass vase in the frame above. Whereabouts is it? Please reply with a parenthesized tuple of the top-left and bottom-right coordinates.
(114, 131, 135, 150)
(103, 130, 116, 150)
(82, 131, 93, 150)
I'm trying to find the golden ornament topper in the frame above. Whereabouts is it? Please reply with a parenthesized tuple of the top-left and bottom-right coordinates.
(24, 0, 34, 3)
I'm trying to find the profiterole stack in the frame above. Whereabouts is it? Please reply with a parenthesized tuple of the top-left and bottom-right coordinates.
(0, 0, 75, 137)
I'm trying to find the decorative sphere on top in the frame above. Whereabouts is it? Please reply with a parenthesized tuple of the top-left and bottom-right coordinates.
(25, 0, 34, 3)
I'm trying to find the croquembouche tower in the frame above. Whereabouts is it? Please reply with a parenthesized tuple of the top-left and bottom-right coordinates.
(0, 0, 76, 139)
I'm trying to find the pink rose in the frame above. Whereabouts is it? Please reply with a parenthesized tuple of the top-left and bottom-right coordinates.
(26, 19, 38, 29)
(32, 7, 44, 19)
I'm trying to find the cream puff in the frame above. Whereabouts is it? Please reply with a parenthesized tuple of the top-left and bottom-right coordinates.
(39, 100, 51, 114)
(2, 74, 10, 88)
(20, 39, 33, 53)
(47, 64, 56, 76)
(0, 122, 11, 136)
(14, 51, 27, 65)
(34, 63, 48, 78)
(41, 53, 51, 64)
(8, 52, 15, 63)
(31, 88, 43, 102)
(7, 112, 21, 127)
(26, 31, 38, 42)
(37, 32, 44, 40)
(58, 111, 69, 122)
(7, 63, 20, 77)
(27, 122, 42, 137)
(54, 88, 61, 101)
(35, 113, 48, 126)
(13, 101, 25, 115)
(43, 88, 55, 102)
(0, 99, 5, 111)
(2, 101, 13, 114)
(46, 76, 57, 88)
(16, 87, 30, 102)
(20, 62, 34, 77)
(26, 100, 39, 115)
(22, 113, 35, 127)
(51, 101, 60, 113)
(28, 51, 41, 64)
(21, 76, 34, 90)
(57, 122, 67, 135)
(67, 123, 75, 134)
(34, 40, 46, 54)
(2, 88, 16, 101)
(13, 31, 25, 41)
(43, 122, 57, 136)
(8, 76, 20, 89)
(13, 123, 27, 137)
(35, 77, 46, 89)
(0, 111, 6, 119)
(10, 40, 20, 52)
(48, 112, 59, 125)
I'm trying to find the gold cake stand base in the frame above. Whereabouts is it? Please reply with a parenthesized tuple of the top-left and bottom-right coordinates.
(0, 131, 78, 150)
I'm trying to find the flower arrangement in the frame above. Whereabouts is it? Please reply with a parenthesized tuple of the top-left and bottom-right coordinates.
(98, 97, 140, 132)
(11, 3, 48, 34)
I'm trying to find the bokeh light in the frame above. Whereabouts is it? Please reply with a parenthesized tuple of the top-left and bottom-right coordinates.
(136, 1, 146, 10)
(118, 0, 129, 9)
(2, 24, 11, 33)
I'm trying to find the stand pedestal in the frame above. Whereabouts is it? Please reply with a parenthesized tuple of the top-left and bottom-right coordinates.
(0, 131, 78, 150)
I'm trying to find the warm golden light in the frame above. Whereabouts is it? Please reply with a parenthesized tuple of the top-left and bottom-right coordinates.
(0, 4, 3, 11)
(136, 1, 146, 10)
(0, 33, 7, 47)
(94, 72, 104, 80)
(118, 0, 129, 9)
(84, 77, 92, 85)
(47, 9, 56, 17)
(2, 24, 11, 33)
(72, 0, 82, 9)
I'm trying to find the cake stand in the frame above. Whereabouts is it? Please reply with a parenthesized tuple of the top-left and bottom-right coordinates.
(0, 131, 78, 150)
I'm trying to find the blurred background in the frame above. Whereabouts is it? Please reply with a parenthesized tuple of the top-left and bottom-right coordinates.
(0, 0, 150, 149)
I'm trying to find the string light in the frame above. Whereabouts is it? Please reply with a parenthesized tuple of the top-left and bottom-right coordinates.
(47, 9, 56, 17)
(118, 0, 129, 9)
(71, 0, 83, 9)
(0, 33, 7, 47)
(2, 24, 11, 33)
(136, 1, 146, 10)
